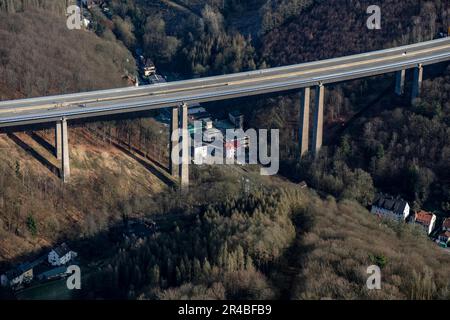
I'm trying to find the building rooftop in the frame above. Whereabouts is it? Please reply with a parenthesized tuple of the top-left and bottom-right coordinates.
(188, 107, 206, 115)
(4, 268, 23, 280)
(53, 243, 71, 257)
(37, 266, 67, 279)
(443, 218, 450, 229)
(439, 231, 450, 238)
(229, 110, 243, 117)
(214, 119, 235, 131)
(372, 193, 409, 213)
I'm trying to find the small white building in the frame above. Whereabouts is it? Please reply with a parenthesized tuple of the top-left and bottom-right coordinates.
(193, 145, 208, 164)
(228, 111, 244, 129)
(48, 243, 77, 266)
(1, 263, 33, 288)
(82, 18, 90, 28)
(203, 128, 222, 143)
(371, 194, 410, 221)
(143, 59, 156, 77)
(224, 139, 237, 159)
(442, 218, 450, 232)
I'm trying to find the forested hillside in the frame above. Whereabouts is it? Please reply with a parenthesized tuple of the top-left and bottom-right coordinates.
(0, 0, 74, 14)
(0, 127, 165, 261)
(0, 2, 135, 99)
(261, 0, 448, 65)
(83, 186, 450, 300)
(243, 0, 450, 214)
(0, 0, 448, 301)
(0, 3, 147, 260)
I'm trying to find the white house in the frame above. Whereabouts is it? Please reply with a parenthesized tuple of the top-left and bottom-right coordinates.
(203, 128, 222, 142)
(48, 243, 77, 266)
(414, 210, 437, 235)
(82, 18, 91, 28)
(371, 194, 410, 221)
(143, 59, 156, 77)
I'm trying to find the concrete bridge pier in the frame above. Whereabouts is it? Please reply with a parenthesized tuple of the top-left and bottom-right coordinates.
(169, 106, 179, 178)
(179, 103, 189, 188)
(55, 121, 62, 160)
(299, 87, 310, 157)
(312, 84, 325, 156)
(411, 64, 423, 103)
(57, 118, 70, 183)
(395, 69, 406, 96)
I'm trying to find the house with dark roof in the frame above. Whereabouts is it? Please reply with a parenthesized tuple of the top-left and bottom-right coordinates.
(414, 210, 437, 235)
(143, 59, 156, 77)
(48, 243, 77, 266)
(370, 193, 410, 221)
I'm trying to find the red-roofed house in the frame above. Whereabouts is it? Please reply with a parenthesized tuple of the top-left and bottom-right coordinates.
(442, 218, 450, 232)
(414, 210, 437, 235)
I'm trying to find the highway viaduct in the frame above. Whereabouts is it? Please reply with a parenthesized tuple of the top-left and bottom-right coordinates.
(0, 38, 449, 187)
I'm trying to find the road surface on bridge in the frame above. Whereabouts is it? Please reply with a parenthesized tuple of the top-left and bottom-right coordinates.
(0, 37, 449, 128)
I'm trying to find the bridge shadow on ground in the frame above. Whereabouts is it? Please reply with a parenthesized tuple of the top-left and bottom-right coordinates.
(28, 132, 56, 157)
(7, 133, 59, 178)
(111, 140, 176, 188)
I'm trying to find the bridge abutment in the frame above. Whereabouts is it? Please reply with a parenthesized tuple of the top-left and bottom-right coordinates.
(312, 84, 324, 156)
(299, 87, 310, 157)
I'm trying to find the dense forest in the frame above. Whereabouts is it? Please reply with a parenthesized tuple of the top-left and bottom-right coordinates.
(0, 0, 135, 99)
(84, 186, 450, 300)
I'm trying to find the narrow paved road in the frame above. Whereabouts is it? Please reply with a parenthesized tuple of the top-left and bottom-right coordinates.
(159, 0, 200, 18)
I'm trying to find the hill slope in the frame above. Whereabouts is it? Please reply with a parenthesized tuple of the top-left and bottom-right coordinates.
(0, 7, 135, 100)
(0, 127, 165, 262)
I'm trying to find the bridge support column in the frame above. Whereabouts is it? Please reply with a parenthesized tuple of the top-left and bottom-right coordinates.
(169, 106, 179, 178)
(55, 121, 62, 160)
(58, 118, 71, 183)
(312, 84, 324, 156)
(299, 87, 310, 157)
(180, 103, 189, 188)
(395, 69, 406, 96)
(411, 64, 423, 103)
